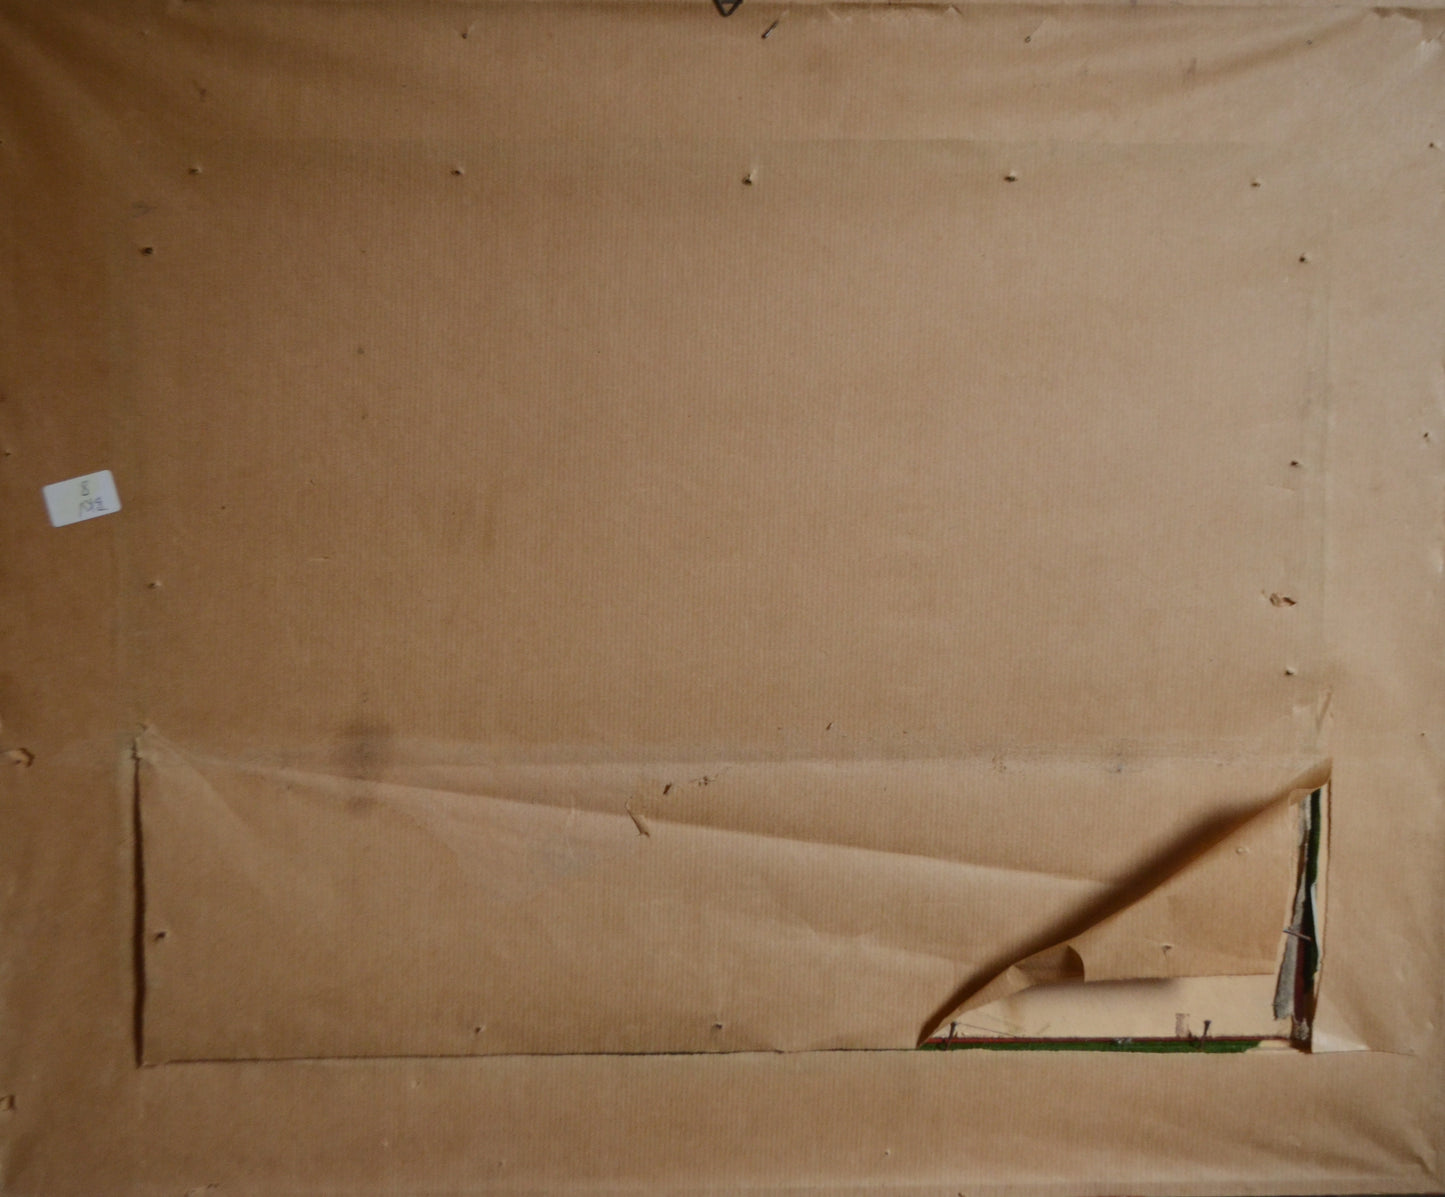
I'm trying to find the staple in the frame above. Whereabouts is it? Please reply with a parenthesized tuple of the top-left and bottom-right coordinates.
(662, 783, 672, 795)
(762, 18, 779, 37)
(147, 580, 162, 590)
(187, 165, 202, 176)
(1004, 171, 1018, 183)
(6, 747, 34, 768)
(626, 800, 651, 837)
(743, 170, 756, 186)
(1284, 667, 1297, 676)
(140, 246, 155, 255)
(1251, 178, 1262, 188)
(1268, 593, 1297, 607)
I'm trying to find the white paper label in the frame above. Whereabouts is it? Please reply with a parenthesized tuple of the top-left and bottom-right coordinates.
(42, 469, 122, 528)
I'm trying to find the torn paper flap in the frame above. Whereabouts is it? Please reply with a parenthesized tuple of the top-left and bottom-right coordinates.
(924, 785, 1321, 1041)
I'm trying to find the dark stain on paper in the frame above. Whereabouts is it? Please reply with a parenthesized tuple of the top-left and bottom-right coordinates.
(336, 718, 395, 812)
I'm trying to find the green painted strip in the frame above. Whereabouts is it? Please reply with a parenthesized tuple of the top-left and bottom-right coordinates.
(918, 1038, 1263, 1053)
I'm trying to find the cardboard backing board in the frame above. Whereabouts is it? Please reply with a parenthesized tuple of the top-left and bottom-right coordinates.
(2, 1, 1443, 1192)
